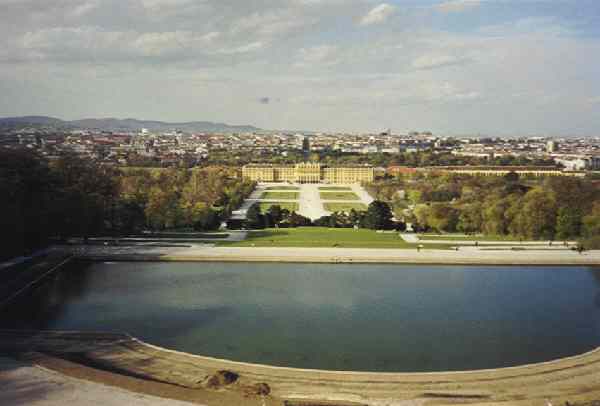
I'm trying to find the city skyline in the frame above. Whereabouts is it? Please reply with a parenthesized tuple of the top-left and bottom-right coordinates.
(1, 0, 600, 136)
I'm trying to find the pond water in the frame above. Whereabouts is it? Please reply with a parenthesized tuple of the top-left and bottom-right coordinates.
(2, 261, 600, 372)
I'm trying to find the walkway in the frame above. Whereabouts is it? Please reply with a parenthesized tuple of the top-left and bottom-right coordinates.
(80, 245, 600, 265)
(298, 184, 328, 220)
(400, 234, 577, 246)
(0, 357, 203, 406)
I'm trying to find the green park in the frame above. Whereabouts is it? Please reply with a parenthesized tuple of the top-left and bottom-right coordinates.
(260, 191, 300, 200)
(319, 191, 360, 200)
(323, 202, 367, 212)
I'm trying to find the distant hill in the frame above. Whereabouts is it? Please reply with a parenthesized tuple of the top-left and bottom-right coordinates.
(0, 116, 72, 128)
(0, 116, 261, 133)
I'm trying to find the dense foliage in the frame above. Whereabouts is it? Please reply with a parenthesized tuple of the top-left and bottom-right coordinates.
(202, 150, 557, 168)
(0, 148, 254, 259)
(367, 172, 600, 247)
(245, 200, 397, 231)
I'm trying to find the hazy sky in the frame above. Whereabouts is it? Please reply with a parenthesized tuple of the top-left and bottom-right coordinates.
(1, 0, 599, 135)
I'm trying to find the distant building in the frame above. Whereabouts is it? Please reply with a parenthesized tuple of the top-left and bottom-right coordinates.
(387, 166, 418, 176)
(424, 166, 585, 178)
(242, 162, 374, 184)
(555, 155, 600, 170)
(547, 140, 559, 152)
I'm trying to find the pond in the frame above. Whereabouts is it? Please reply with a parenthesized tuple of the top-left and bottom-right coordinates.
(2, 261, 600, 372)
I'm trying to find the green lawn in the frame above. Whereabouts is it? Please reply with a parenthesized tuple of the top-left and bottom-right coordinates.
(318, 186, 352, 191)
(221, 227, 438, 249)
(265, 186, 299, 190)
(258, 202, 299, 212)
(260, 191, 299, 200)
(419, 234, 524, 242)
(319, 191, 360, 200)
(323, 202, 367, 212)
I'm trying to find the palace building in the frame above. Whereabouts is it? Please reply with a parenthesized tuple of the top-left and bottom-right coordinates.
(242, 163, 374, 184)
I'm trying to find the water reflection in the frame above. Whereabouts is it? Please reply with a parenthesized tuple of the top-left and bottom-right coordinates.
(1, 262, 599, 372)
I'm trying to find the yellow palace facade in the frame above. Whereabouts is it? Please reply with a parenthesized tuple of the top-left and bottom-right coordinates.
(242, 163, 374, 184)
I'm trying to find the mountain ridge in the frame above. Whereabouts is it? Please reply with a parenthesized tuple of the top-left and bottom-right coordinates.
(0, 116, 262, 133)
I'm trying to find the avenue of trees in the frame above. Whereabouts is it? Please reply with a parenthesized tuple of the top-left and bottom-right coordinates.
(0, 148, 254, 259)
(367, 172, 600, 247)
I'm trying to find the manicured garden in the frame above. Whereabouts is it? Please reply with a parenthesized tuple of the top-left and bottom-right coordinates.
(319, 191, 360, 200)
(318, 186, 352, 191)
(260, 191, 300, 200)
(323, 202, 367, 212)
(258, 202, 299, 212)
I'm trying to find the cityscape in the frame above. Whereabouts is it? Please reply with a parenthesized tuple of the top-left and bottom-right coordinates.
(1, 117, 599, 171)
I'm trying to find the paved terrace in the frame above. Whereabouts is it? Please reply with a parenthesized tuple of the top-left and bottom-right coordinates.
(77, 245, 600, 265)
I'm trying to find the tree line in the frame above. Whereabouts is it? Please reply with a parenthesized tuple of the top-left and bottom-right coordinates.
(202, 149, 557, 169)
(243, 200, 397, 230)
(368, 172, 600, 247)
(0, 148, 254, 260)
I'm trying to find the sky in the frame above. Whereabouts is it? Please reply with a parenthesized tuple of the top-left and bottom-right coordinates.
(0, 0, 599, 136)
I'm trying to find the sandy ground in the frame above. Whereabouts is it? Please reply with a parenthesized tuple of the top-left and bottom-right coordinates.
(0, 356, 204, 406)
(2, 331, 600, 406)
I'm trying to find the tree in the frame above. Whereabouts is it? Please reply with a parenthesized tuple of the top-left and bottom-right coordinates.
(413, 204, 431, 231)
(482, 194, 516, 236)
(267, 205, 284, 224)
(555, 206, 582, 240)
(348, 209, 363, 226)
(504, 171, 519, 183)
(287, 212, 311, 227)
(582, 202, 600, 238)
(364, 200, 393, 230)
(512, 187, 557, 240)
(245, 203, 264, 229)
(457, 202, 483, 234)
(427, 203, 459, 233)
(193, 208, 221, 231)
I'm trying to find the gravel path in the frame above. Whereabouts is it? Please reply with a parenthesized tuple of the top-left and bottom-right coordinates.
(298, 184, 328, 220)
(155, 246, 600, 265)
(0, 357, 203, 406)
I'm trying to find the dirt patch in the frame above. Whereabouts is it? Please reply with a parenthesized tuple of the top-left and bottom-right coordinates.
(203, 370, 239, 389)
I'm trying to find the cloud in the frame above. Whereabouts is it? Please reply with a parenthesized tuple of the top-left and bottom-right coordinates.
(295, 45, 339, 67)
(435, 0, 480, 13)
(68, 1, 99, 18)
(419, 82, 481, 102)
(218, 41, 264, 54)
(411, 54, 469, 70)
(258, 97, 270, 104)
(132, 31, 219, 56)
(230, 9, 314, 39)
(140, 0, 196, 12)
(588, 96, 600, 105)
(359, 3, 396, 26)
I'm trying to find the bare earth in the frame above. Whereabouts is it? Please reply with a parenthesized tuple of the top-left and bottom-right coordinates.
(1, 330, 600, 406)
